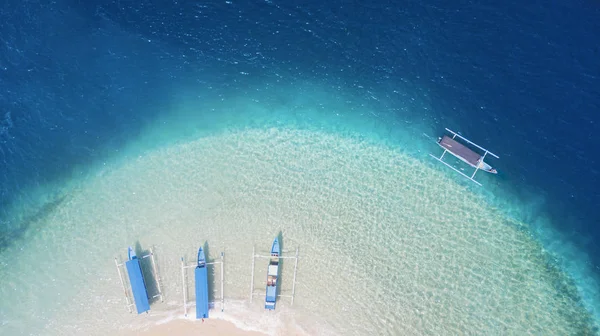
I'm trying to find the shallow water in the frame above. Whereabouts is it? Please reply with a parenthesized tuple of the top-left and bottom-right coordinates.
(1, 1, 599, 334)
(0, 128, 593, 335)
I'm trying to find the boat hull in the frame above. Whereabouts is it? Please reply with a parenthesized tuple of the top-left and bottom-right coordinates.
(477, 160, 497, 174)
(195, 247, 209, 319)
(265, 237, 281, 310)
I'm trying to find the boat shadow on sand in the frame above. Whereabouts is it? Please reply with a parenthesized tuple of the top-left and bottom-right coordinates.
(134, 241, 162, 305)
(203, 241, 217, 308)
(275, 231, 284, 302)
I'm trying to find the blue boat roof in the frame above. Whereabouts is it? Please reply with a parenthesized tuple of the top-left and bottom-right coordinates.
(125, 258, 150, 314)
(266, 286, 277, 303)
(195, 266, 209, 319)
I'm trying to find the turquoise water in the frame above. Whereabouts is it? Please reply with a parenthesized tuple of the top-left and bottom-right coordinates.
(1, 78, 597, 335)
(1, 0, 600, 335)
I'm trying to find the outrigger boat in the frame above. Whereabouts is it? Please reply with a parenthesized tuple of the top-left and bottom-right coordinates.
(195, 247, 209, 319)
(265, 237, 281, 310)
(114, 246, 163, 314)
(249, 237, 299, 308)
(430, 128, 499, 186)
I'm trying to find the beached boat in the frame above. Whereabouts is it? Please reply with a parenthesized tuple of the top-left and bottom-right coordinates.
(180, 247, 224, 317)
(115, 246, 162, 314)
(195, 247, 209, 319)
(430, 128, 499, 186)
(265, 237, 281, 310)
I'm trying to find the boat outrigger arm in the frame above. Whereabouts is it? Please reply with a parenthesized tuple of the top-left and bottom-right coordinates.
(429, 128, 499, 186)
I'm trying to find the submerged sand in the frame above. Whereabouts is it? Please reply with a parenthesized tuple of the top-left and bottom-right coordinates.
(0, 128, 595, 335)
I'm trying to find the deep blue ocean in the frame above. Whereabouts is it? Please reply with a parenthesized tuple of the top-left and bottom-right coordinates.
(1, 0, 599, 323)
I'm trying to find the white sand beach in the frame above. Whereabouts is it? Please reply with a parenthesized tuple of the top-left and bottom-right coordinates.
(119, 319, 267, 336)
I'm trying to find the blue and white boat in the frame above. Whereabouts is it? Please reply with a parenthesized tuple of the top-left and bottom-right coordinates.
(125, 246, 150, 314)
(195, 247, 209, 319)
(265, 237, 280, 310)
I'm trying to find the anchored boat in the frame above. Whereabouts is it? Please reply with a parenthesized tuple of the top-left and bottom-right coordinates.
(430, 128, 499, 186)
(265, 237, 281, 310)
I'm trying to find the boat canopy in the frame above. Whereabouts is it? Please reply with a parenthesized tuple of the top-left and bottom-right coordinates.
(266, 286, 277, 303)
(125, 258, 150, 314)
(439, 135, 481, 167)
(195, 265, 209, 319)
(114, 247, 163, 314)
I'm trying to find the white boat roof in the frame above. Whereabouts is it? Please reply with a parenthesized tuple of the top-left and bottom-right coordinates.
(268, 264, 278, 276)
